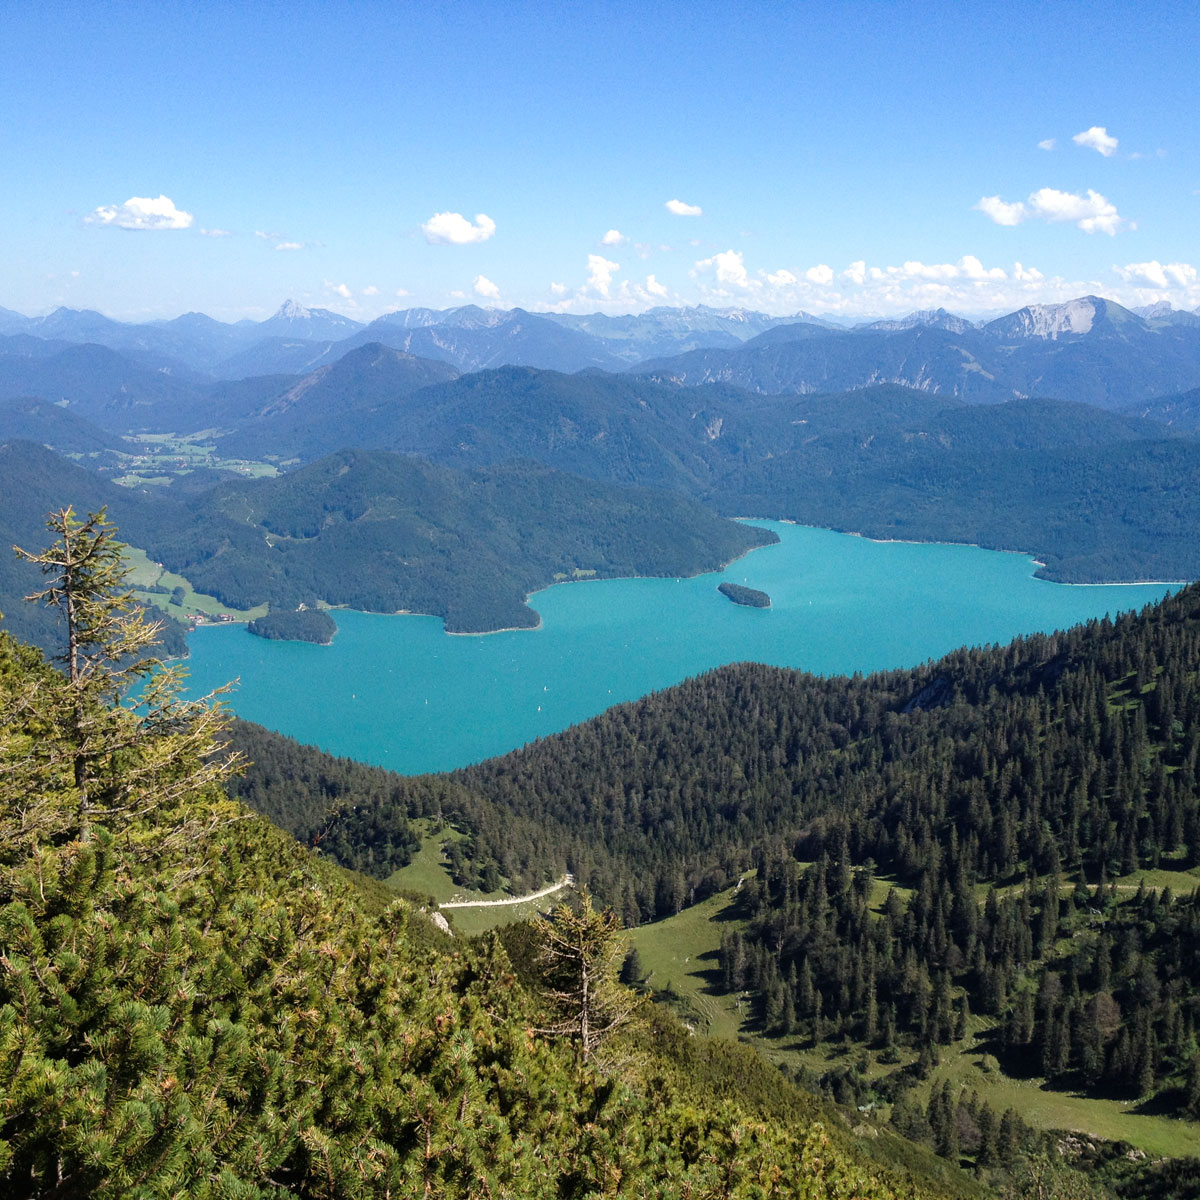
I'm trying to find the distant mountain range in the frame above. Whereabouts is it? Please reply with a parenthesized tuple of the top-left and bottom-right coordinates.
(3, 296, 1200, 402)
(636, 297, 1200, 409)
(0, 299, 807, 380)
(5, 292, 1200, 616)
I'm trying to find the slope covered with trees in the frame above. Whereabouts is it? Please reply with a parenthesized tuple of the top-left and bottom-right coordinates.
(154, 449, 777, 631)
(0, 441, 773, 646)
(0, 513, 968, 1199)
(210, 360, 1200, 584)
(301, 581, 1200, 1124)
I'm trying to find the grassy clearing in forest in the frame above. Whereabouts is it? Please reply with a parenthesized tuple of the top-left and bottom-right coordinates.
(122, 546, 268, 622)
(385, 822, 565, 935)
(630, 885, 747, 1042)
(114, 433, 278, 485)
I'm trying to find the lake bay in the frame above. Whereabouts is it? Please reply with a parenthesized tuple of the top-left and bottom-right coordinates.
(178, 522, 1176, 775)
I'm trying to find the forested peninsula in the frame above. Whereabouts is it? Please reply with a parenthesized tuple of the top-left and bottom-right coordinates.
(0, 441, 776, 650)
(247, 608, 337, 644)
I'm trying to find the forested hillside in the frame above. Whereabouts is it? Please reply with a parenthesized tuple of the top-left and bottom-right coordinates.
(299, 582, 1200, 1125)
(208, 362, 1200, 584)
(0, 442, 190, 657)
(0, 517, 973, 1199)
(151, 449, 776, 631)
(0, 440, 773, 645)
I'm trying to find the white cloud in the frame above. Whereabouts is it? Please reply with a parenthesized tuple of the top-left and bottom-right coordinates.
(539, 245, 1162, 321)
(665, 198, 703, 217)
(199, 227, 232, 237)
(896, 261, 958, 280)
(587, 254, 620, 296)
(274, 241, 303, 251)
(977, 187, 1128, 235)
(1115, 260, 1197, 288)
(1073, 125, 1118, 157)
(842, 260, 867, 285)
(536, 266, 677, 315)
(421, 211, 496, 245)
(692, 249, 751, 289)
(473, 274, 501, 300)
(1030, 187, 1127, 234)
(1038, 138, 1057, 151)
(85, 194, 193, 230)
(395, 288, 410, 297)
(600, 229, 628, 246)
(254, 230, 279, 240)
(363, 285, 380, 296)
(877, 256, 1009, 283)
(326, 282, 352, 300)
(976, 195, 1028, 226)
(958, 255, 1007, 281)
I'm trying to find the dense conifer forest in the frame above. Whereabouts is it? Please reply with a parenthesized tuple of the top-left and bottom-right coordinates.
(718, 581, 771, 607)
(292, 582, 1200, 1137)
(10, 507, 1200, 1192)
(0, 440, 775, 646)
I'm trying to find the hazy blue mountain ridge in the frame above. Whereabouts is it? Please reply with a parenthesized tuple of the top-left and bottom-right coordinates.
(216, 344, 461, 459)
(0, 395, 126, 454)
(1124, 385, 1200, 431)
(639, 297, 1200, 409)
(6, 295, 1198, 396)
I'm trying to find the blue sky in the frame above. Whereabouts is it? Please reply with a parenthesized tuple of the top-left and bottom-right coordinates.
(2, 1, 1198, 322)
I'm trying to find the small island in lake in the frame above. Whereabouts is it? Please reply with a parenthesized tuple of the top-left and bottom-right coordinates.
(718, 582, 771, 608)
(247, 609, 337, 644)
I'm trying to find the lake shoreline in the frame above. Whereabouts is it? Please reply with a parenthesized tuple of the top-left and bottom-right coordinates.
(177, 522, 1177, 777)
(177, 522, 1188, 650)
(793, 523, 1190, 589)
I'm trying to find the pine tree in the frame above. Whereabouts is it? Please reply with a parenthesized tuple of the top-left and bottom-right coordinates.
(533, 892, 634, 1060)
(997, 1107, 1023, 1169)
(11, 507, 238, 848)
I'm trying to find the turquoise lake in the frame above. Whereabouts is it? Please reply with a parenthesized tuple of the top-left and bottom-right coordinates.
(178, 522, 1177, 776)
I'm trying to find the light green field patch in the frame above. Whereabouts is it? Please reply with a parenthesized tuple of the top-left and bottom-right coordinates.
(114, 432, 279, 486)
(114, 473, 173, 487)
(630, 881, 750, 1042)
(868, 874, 914, 912)
(122, 546, 268, 622)
(385, 822, 565, 935)
(931, 1020, 1200, 1158)
(1111, 867, 1200, 894)
(447, 894, 565, 937)
(385, 822, 469, 902)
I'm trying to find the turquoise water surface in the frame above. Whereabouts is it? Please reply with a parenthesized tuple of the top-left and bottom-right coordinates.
(178, 522, 1176, 775)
